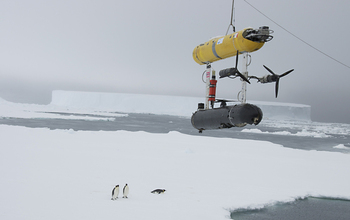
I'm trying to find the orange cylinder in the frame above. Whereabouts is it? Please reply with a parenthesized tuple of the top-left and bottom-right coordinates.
(208, 79, 217, 101)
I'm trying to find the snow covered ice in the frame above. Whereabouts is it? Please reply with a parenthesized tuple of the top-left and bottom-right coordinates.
(1, 91, 350, 220)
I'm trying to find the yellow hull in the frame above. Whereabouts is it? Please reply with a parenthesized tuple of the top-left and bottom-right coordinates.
(193, 28, 265, 65)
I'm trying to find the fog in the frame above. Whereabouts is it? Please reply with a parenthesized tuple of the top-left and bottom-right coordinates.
(1, 0, 349, 123)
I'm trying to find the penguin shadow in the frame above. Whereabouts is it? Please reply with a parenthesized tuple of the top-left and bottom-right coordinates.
(111, 183, 129, 200)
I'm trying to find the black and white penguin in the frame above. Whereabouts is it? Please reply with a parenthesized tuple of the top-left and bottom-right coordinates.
(151, 189, 166, 194)
(123, 184, 129, 198)
(111, 185, 119, 200)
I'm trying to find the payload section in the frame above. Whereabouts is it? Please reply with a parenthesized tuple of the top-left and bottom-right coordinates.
(192, 26, 273, 65)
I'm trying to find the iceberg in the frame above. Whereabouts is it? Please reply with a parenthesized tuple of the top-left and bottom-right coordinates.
(51, 90, 311, 121)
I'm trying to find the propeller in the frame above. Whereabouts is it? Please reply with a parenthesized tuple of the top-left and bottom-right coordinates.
(219, 51, 250, 84)
(262, 65, 294, 98)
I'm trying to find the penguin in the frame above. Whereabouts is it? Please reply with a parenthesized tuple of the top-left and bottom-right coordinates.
(111, 185, 119, 200)
(123, 183, 129, 198)
(151, 189, 166, 194)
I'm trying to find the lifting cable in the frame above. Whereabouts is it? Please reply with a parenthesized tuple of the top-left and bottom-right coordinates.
(226, 0, 236, 35)
(244, 0, 350, 70)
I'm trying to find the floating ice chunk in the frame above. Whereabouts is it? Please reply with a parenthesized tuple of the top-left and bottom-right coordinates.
(333, 144, 350, 149)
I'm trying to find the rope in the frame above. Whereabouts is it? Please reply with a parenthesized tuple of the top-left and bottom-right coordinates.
(243, 0, 350, 70)
(226, 0, 235, 35)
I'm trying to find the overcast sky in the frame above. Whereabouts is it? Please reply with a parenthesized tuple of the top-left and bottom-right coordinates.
(1, 0, 349, 123)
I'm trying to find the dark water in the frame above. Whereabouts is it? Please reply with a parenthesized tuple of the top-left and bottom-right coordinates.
(0, 112, 349, 153)
(1, 112, 350, 219)
(230, 197, 350, 220)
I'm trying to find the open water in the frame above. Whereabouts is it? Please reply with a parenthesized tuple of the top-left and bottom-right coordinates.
(1, 112, 350, 219)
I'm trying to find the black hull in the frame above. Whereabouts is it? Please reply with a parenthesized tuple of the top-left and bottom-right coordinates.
(191, 103, 263, 132)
